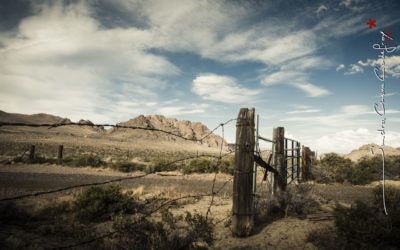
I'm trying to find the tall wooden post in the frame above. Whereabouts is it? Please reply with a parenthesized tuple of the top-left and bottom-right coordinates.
(273, 127, 286, 192)
(57, 145, 63, 165)
(232, 108, 255, 237)
(29, 145, 35, 160)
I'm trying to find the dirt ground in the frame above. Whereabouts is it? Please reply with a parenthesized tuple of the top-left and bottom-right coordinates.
(0, 163, 381, 249)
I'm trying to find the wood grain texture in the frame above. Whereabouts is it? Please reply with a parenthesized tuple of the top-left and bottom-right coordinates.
(232, 108, 255, 237)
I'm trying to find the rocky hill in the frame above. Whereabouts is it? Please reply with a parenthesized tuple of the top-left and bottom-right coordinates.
(0, 110, 71, 124)
(108, 114, 227, 148)
(344, 143, 400, 162)
(0, 111, 227, 148)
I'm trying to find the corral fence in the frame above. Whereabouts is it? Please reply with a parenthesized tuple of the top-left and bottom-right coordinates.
(232, 108, 315, 236)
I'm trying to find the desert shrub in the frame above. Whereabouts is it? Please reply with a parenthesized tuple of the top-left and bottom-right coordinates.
(182, 159, 217, 175)
(310, 164, 332, 183)
(255, 184, 320, 224)
(333, 186, 400, 249)
(112, 210, 214, 249)
(109, 161, 146, 172)
(317, 153, 375, 185)
(73, 184, 139, 222)
(319, 153, 353, 183)
(12, 154, 56, 164)
(219, 159, 234, 175)
(74, 154, 104, 168)
(306, 226, 343, 250)
(147, 157, 178, 173)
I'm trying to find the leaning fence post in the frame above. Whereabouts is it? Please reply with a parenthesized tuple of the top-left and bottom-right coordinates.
(273, 127, 286, 192)
(29, 145, 35, 160)
(57, 145, 63, 165)
(232, 108, 255, 237)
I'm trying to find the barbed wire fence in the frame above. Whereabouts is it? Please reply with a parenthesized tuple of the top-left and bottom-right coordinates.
(0, 118, 238, 249)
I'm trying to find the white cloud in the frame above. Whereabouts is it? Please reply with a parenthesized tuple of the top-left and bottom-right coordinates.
(344, 64, 364, 75)
(310, 128, 400, 154)
(286, 109, 320, 114)
(386, 92, 400, 97)
(261, 71, 306, 86)
(336, 64, 345, 72)
(292, 83, 331, 97)
(0, 1, 181, 123)
(156, 106, 205, 116)
(357, 56, 400, 78)
(192, 74, 260, 103)
(339, 0, 366, 12)
(316, 5, 328, 17)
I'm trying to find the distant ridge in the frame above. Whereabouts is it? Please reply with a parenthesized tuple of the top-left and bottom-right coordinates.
(0, 110, 227, 148)
(0, 110, 71, 124)
(344, 143, 400, 162)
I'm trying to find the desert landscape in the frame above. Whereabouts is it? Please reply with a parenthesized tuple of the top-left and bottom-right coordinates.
(1, 110, 399, 249)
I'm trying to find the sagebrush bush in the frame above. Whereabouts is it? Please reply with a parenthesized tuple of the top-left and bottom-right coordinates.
(332, 186, 400, 249)
(219, 159, 234, 175)
(148, 157, 179, 173)
(112, 209, 214, 249)
(182, 158, 234, 175)
(255, 184, 320, 224)
(316, 154, 400, 185)
(74, 154, 104, 168)
(109, 161, 146, 172)
(73, 184, 139, 222)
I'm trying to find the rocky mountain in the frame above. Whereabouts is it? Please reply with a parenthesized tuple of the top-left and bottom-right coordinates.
(108, 114, 227, 148)
(0, 111, 227, 148)
(344, 143, 400, 162)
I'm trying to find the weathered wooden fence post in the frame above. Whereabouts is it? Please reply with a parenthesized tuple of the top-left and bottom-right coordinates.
(57, 145, 63, 165)
(232, 108, 255, 237)
(273, 127, 286, 192)
(29, 145, 35, 160)
(301, 146, 314, 181)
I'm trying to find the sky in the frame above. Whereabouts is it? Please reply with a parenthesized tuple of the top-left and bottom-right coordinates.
(0, 0, 400, 155)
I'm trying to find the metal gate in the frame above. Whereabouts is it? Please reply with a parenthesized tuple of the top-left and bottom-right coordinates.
(252, 114, 302, 198)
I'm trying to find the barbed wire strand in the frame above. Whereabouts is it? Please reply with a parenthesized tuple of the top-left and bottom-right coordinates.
(206, 123, 225, 219)
(0, 118, 236, 144)
(1, 118, 237, 249)
(0, 150, 236, 203)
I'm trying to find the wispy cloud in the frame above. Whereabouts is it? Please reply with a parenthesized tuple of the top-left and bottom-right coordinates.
(344, 64, 364, 75)
(261, 71, 307, 86)
(192, 73, 260, 103)
(156, 106, 205, 116)
(286, 109, 320, 114)
(292, 83, 331, 97)
(357, 56, 400, 78)
(310, 128, 400, 154)
(316, 5, 328, 17)
(336, 64, 345, 72)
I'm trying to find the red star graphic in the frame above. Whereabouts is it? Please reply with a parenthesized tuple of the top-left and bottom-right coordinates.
(366, 18, 376, 29)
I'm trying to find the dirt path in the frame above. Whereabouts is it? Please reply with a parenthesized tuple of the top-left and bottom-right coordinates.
(0, 164, 233, 201)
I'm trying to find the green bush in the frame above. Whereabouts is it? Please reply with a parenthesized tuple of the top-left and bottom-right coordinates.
(74, 154, 104, 168)
(219, 159, 234, 175)
(255, 184, 320, 224)
(148, 157, 178, 173)
(13, 154, 56, 164)
(109, 161, 146, 172)
(73, 184, 138, 222)
(333, 186, 400, 249)
(319, 153, 353, 183)
(182, 159, 216, 175)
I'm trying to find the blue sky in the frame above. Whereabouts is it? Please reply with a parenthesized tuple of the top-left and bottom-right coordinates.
(0, 0, 400, 154)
